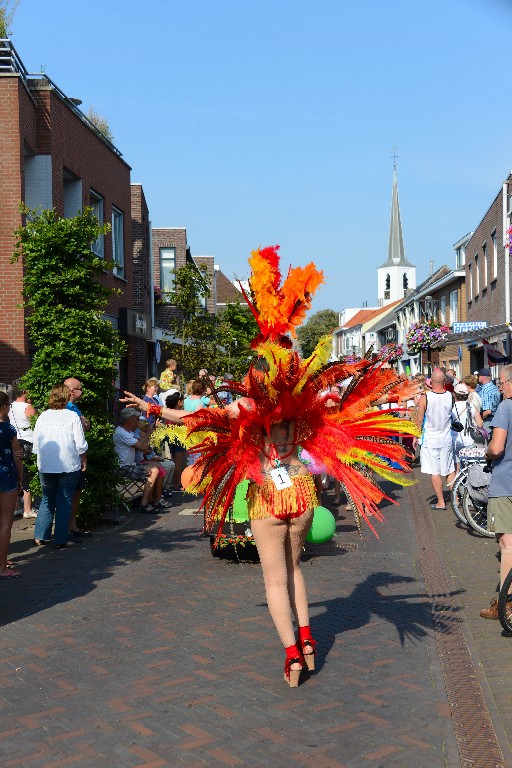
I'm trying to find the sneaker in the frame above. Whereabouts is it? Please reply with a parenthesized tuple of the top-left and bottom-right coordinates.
(480, 598, 499, 620)
(138, 504, 157, 514)
(23, 510, 38, 519)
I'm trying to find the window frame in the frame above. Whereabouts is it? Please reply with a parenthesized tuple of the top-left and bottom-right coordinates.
(90, 189, 104, 258)
(159, 247, 176, 299)
(112, 206, 124, 278)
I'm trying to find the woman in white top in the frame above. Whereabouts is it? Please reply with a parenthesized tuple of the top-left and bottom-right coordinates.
(32, 384, 88, 548)
(451, 382, 484, 472)
(8, 380, 37, 518)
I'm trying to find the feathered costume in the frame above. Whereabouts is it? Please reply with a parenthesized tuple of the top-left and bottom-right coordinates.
(156, 246, 419, 540)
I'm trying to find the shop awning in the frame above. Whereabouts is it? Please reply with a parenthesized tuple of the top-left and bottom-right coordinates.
(431, 322, 512, 348)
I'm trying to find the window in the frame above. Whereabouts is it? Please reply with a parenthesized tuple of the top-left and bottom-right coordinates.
(492, 229, 498, 278)
(385, 274, 390, 290)
(112, 207, 124, 277)
(449, 289, 458, 323)
(160, 247, 176, 297)
(474, 254, 479, 295)
(440, 295, 446, 323)
(456, 246, 465, 269)
(63, 169, 82, 218)
(90, 190, 104, 257)
(482, 242, 487, 287)
(468, 263, 472, 300)
(403, 273, 408, 290)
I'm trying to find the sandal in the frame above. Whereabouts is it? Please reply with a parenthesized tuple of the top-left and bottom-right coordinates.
(298, 626, 317, 671)
(0, 569, 21, 579)
(284, 644, 304, 688)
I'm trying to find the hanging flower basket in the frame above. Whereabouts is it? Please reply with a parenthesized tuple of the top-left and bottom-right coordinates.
(378, 343, 404, 364)
(405, 321, 450, 355)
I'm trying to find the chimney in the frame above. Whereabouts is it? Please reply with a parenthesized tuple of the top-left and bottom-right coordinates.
(429, 260, 434, 276)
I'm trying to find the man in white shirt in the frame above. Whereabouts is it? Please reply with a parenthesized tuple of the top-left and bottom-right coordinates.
(114, 408, 164, 513)
(414, 369, 455, 510)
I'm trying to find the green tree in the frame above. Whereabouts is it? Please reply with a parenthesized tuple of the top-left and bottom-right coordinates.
(0, 1, 20, 37)
(12, 205, 126, 526)
(296, 309, 338, 358)
(165, 263, 219, 379)
(216, 302, 258, 379)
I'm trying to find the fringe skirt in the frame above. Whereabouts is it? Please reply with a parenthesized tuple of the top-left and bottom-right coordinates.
(247, 474, 318, 520)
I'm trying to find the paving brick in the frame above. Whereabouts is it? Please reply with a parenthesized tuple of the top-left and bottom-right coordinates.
(2, 481, 501, 768)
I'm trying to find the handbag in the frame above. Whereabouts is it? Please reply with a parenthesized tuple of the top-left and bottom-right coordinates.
(451, 418, 464, 432)
(465, 404, 489, 444)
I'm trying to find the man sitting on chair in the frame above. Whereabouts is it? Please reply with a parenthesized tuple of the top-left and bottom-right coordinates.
(114, 408, 165, 514)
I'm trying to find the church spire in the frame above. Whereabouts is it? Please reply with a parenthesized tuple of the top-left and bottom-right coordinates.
(379, 165, 414, 269)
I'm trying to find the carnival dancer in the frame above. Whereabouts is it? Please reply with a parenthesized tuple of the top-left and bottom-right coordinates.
(122, 245, 419, 687)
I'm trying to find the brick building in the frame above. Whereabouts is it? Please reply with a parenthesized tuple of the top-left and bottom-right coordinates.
(437, 176, 512, 375)
(0, 39, 151, 391)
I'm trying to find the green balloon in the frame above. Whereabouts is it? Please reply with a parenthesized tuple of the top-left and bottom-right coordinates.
(306, 506, 336, 544)
(232, 480, 250, 522)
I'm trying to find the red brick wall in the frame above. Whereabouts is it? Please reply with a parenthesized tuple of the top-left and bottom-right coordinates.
(465, 183, 508, 325)
(0, 77, 36, 382)
(30, 85, 134, 316)
(0, 73, 139, 384)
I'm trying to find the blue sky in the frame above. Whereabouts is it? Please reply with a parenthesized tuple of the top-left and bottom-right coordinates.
(10, 0, 512, 313)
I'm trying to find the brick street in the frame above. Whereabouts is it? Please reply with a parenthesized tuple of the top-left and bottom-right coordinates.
(2, 473, 512, 768)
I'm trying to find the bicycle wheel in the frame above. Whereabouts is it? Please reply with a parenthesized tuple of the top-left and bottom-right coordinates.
(462, 487, 493, 538)
(450, 468, 469, 526)
(498, 567, 512, 633)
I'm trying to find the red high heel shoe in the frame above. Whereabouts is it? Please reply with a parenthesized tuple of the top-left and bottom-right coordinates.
(284, 644, 304, 688)
(298, 625, 317, 671)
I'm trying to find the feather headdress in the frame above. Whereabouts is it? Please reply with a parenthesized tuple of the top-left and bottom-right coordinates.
(177, 246, 418, 540)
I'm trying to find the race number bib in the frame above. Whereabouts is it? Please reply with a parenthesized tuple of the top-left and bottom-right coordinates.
(270, 466, 293, 490)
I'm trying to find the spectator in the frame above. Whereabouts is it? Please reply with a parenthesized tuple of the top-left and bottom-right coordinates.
(142, 378, 163, 425)
(184, 380, 210, 413)
(463, 374, 482, 417)
(64, 377, 90, 542)
(8, 379, 38, 519)
(135, 419, 175, 503)
(113, 408, 164, 513)
(414, 368, 455, 510)
(32, 384, 88, 548)
(164, 392, 186, 484)
(480, 365, 512, 619)
(159, 359, 180, 402)
(478, 367, 501, 427)
(451, 382, 484, 472)
(218, 373, 234, 405)
(0, 391, 23, 578)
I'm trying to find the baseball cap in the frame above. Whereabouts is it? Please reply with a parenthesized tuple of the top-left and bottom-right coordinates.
(478, 367, 491, 377)
(454, 383, 469, 395)
(120, 407, 140, 420)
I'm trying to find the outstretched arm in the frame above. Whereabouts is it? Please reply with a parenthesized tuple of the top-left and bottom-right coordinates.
(121, 391, 186, 425)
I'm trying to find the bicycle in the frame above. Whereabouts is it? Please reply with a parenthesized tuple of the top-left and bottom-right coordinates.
(461, 460, 493, 538)
(450, 451, 487, 528)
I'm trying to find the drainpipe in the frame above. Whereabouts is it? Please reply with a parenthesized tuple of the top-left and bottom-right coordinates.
(503, 181, 512, 364)
(149, 221, 155, 376)
(503, 182, 510, 324)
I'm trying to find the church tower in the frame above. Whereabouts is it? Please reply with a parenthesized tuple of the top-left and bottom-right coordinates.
(377, 164, 416, 306)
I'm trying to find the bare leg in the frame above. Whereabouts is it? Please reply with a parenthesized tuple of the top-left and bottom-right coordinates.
(431, 474, 445, 508)
(251, 509, 313, 668)
(0, 490, 17, 575)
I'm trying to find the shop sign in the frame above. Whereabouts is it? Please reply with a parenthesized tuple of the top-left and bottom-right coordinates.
(452, 321, 488, 333)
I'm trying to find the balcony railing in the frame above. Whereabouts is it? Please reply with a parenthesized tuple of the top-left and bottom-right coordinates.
(0, 39, 28, 75)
